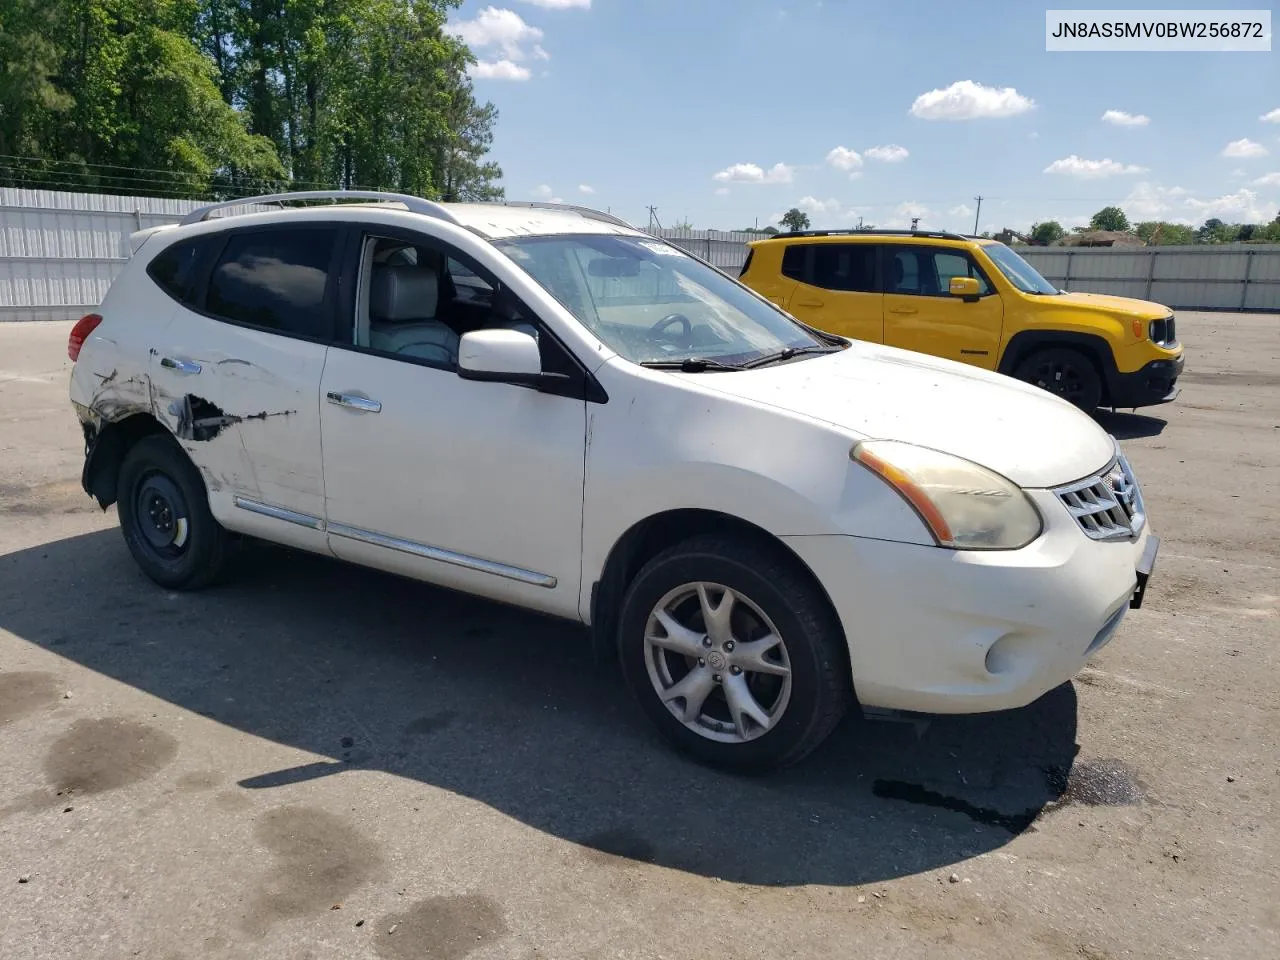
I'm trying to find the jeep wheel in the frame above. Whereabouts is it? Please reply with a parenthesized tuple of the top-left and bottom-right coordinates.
(1015, 347, 1104, 414)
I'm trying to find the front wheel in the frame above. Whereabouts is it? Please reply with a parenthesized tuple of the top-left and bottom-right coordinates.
(1013, 347, 1104, 414)
(617, 534, 850, 774)
(117, 435, 230, 590)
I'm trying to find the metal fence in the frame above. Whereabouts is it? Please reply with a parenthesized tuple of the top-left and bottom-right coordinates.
(1017, 245, 1280, 312)
(4, 188, 1278, 319)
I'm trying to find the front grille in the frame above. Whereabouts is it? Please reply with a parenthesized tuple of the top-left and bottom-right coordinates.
(1054, 449, 1146, 541)
(1149, 314, 1177, 346)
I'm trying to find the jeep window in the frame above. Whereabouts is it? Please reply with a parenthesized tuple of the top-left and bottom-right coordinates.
(812, 244, 877, 293)
(781, 244, 807, 282)
(983, 242, 1060, 295)
(147, 237, 209, 305)
(205, 228, 338, 336)
(933, 251, 992, 295)
(498, 234, 825, 366)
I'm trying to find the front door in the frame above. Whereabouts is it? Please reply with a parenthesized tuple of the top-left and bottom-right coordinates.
(318, 229, 588, 619)
(147, 224, 342, 553)
(782, 242, 883, 343)
(881, 245, 1004, 368)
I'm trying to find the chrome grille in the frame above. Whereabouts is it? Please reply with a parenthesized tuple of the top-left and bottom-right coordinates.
(1054, 450, 1146, 541)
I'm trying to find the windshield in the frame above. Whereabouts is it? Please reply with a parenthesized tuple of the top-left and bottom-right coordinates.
(982, 242, 1060, 295)
(496, 234, 827, 365)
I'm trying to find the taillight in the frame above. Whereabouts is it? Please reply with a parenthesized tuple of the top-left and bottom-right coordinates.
(68, 313, 103, 361)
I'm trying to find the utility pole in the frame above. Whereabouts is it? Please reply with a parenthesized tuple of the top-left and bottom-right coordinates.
(647, 205, 663, 233)
(973, 196, 983, 235)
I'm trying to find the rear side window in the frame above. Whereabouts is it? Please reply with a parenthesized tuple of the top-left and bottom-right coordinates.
(204, 228, 338, 337)
(781, 244, 808, 282)
(738, 250, 754, 278)
(812, 244, 877, 292)
(147, 238, 207, 305)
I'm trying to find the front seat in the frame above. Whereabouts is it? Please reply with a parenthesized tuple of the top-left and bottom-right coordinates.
(368, 265, 460, 366)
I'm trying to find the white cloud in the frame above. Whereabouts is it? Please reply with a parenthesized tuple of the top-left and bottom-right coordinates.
(1101, 109, 1150, 127)
(1029, 131, 1040, 140)
(1222, 138, 1269, 158)
(866, 144, 909, 163)
(712, 162, 794, 184)
(1123, 182, 1189, 220)
(577, 184, 595, 194)
(450, 7, 545, 63)
(797, 196, 842, 215)
(1185, 188, 1272, 223)
(1260, 108, 1280, 123)
(470, 59, 532, 81)
(533, 44, 550, 60)
(909, 80, 1034, 120)
(949, 204, 973, 217)
(825, 146, 863, 171)
(1254, 172, 1280, 187)
(517, 0, 590, 8)
(1044, 155, 1148, 178)
(714, 187, 731, 196)
(533, 184, 554, 199)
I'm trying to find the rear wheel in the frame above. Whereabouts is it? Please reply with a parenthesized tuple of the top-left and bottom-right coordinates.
(617, 534, 850, 774)
(117, 435, 230, 590)
(1014, 347, 1104, 414)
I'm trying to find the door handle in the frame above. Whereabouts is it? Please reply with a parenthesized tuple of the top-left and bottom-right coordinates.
(887, 307, 918, 315)
(794, 298, 825, 308)
(159, 356, 202, 375)
(326, 391, 382, 414)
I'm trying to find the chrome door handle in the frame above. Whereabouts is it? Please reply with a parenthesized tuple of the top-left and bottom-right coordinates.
(160, 357, 202, 375)
(326, 391, 382, 413)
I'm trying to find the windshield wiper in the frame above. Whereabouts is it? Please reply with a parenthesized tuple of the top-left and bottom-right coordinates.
(743, 345, 841, 369)
(639, 357, 747, 372)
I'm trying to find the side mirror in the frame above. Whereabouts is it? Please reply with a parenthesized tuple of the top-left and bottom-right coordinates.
(949, 276, 981, 300)
(458, 329, 542, 384)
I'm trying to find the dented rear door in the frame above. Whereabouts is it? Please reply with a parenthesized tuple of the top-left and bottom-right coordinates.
(149, 224, 343, 552)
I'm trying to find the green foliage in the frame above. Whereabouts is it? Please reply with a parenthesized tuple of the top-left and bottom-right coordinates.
(1089, 206, 1131, 232)
(0, 0, 502, 201)
(1029, 220, 1065, 245)
(1135, 221, 1197, 246)
(780, 208, 810, 232)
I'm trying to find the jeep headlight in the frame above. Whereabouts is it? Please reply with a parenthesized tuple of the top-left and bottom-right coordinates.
(852, 440, 1043, 550)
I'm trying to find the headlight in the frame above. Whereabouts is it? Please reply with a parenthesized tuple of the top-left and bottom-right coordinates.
(851, 440, 1043, 550)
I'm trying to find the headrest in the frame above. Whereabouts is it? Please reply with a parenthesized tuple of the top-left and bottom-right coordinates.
(893, 257, 905, 284)
(370, 265, 439, 322)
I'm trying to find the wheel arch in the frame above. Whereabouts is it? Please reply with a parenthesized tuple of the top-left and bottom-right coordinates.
(998, 329, 1120, 403)
(82, 412, 170, 509)
(588, 508, 848, 669)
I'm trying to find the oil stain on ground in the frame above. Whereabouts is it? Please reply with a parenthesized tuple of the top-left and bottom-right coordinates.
(403, 711, 456, 738)
(0, 671, 60, 725)
(872, 781, 1039, 834)
(241, 806, 382, 936)
(376, 894, 507, 960)
(1044, 758, 1144, 806)
(45, 718, 179, 796)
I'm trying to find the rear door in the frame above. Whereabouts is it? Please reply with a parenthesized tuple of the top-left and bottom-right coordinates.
(780, 242, 883, 343)
(147, 224, 342, 553)
(881, 245, 1004, 368)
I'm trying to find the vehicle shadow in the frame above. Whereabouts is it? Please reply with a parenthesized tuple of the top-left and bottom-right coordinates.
(1095, 409, 1167, 439)
(0, 528, 1081, 887)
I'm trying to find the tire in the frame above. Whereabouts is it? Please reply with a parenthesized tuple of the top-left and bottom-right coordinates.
(617, 534, 850, 774)
(1013, 347, 1104, 414)
(116, 434, 230, 590)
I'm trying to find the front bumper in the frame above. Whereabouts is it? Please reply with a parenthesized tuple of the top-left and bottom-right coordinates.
(783, 489, 1155, 715)
(1109, 352, 1184, 408)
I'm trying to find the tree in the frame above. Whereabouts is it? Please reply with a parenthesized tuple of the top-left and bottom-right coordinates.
(1197, 218, 1237, 243)
(780, 208, 811, 232)
(1135, 221, 1196, 245)
(1029, 220, 1065, 245)
(1089, 206, 1130, 232)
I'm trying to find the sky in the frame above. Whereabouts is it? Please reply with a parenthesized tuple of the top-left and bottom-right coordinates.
(447, 0, 1280, 234)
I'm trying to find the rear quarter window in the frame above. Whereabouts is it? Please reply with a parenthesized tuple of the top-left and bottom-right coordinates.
(146, 237, 209, 305)
(781, 244, 808, 282)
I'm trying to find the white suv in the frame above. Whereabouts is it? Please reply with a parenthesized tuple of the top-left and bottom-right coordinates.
(68, 192, 1159, 772)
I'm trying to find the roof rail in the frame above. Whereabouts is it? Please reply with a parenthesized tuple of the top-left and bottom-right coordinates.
(765, 228, 969, 242)
(179, 190, 460, 227)
(499, 200, 637, 231)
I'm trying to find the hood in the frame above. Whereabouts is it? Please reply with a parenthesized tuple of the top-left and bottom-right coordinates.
(1053, 290, 1170, 319)
(690, 343, 1116, 488)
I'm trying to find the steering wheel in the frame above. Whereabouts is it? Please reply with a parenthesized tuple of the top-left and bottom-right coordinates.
(648, 313, 692, 345)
